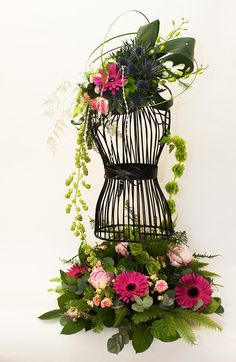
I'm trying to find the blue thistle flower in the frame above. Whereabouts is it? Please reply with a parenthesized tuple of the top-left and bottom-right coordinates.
(135, 46, 143, 56)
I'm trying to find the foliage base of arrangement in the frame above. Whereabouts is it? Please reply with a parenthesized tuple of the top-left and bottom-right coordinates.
(40, 11, 223, 355)
(39, 233, 223, 354)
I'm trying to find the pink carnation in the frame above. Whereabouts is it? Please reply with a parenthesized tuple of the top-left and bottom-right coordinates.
(155, 280, 168, 293)
(101, 297, 113, 308)
(168, 243, 193, 267)
(88, 266, 114, 289)
(115, 242, 129, 257)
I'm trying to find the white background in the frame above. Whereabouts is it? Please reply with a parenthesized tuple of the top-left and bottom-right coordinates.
(0, 0, 236, 361)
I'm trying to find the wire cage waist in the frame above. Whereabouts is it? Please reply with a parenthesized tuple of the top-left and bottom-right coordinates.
(91, 106, 173, 242)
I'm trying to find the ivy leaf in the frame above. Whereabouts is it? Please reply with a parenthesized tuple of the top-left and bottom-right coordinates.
(60, 319, 86, 335)
(38, 309, 62, 320)
(132, 325, 154, 353)
(136, 19, 160, 47)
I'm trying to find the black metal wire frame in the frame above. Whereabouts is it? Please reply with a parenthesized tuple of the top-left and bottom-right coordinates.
(90, 106, 173, 242)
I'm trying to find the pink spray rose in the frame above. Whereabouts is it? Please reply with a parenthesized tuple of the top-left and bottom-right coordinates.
(155, 280, 168, 293)
(115, 242, 129, 257)
(92, 296, 101, 307)
(101, 297, 113, 308)
(66, 308, 80, 319)
(89, 97, 109, 115)
(88, 266, 114, 289)
(168, 243, 193, 267)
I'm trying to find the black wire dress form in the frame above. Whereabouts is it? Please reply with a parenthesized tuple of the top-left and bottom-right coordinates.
(91, 106, 173, 242)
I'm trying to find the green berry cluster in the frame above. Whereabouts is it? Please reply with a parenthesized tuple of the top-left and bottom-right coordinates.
(160, 133, 187, 217)
(65, 122, 91, 239)
(80, 242, 98, 266)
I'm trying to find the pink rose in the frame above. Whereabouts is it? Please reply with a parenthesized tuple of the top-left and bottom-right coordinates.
(168, 243, 193, 267)
(89, 97, 109, 115)
(66, 308, 80, 319)
(155, 280, 168, 293)
(92, 296, 101, 307)
(101, 297, 113, 308)
(88, 266, 114, 289)
(115, 242, 129, 257)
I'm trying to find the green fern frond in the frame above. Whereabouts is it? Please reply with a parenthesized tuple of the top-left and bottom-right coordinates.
(173, 318, 196, 344)
(132, 306, 165, 324)
(91, 315, 104, 333)
(174, 309, 222, 331)
(113, 307, 129, 327)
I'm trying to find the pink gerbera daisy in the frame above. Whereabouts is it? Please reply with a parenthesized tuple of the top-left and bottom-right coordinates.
(175, 273, 212, 311)
(113, 272, 149, 303)
(92, 63, 127, 96)
(66, 264, 87, 279)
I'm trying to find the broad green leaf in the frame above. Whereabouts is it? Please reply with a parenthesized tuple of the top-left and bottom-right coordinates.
(57, 292, 77, 310)
(103, 262, 116, 273)
(60, 270, 77, 285)
(78, 243, 87, 263)
(203, 299, 220, 314)
(38, 309, 62, 320)
(60, 319, 86, 335)
(136, 19, 160, 47)
(102, 257, 115, 266)
(158, 37, 196, 71)
(59, 315, 70, 326)
(76, 278, 87, 295)
(132, 325, 153, 353)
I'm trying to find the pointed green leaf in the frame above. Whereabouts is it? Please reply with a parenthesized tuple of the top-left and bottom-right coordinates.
(60, 319, 86, 335)
(136, 20, 160, 47)
(38, 309, 62, 320)
(132, 325, 153, 353)
(203, 299, 220, 314)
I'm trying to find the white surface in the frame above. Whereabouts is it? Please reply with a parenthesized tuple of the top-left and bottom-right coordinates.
(0, 0, 236, 361)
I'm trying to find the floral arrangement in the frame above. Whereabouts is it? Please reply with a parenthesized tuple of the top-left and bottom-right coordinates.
(39, 11, 223, 355)
(39, 236, 223, 354)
